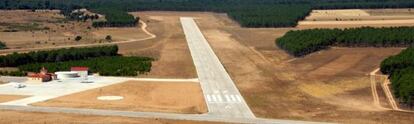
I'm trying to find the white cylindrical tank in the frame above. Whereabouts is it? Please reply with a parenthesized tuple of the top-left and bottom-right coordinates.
(55, 71, 79, 80)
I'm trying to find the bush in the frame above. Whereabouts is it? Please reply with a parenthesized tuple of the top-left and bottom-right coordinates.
(74, 36, 82, 41)
(0, 41, 6, 49)
(0, 70, 26, 76)
(105, 35, 112, 41)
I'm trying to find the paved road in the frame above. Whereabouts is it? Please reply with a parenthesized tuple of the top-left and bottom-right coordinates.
(0, 76, 197, 106)
(0, 76, 128, 106)
(0, 76, 27, 83)
(0, 105, 325, 124)
(180, 17, 255, 118)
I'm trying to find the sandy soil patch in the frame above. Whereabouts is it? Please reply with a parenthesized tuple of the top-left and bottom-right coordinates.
(0, 110, 223, 124)
(308, 9, 370, 18)
(298, 19, 414, 29)
(365, 8, 414, 16)
(0, 10, 94, 49)
(307, 54, 366, 78)
(92, 27, 148, 41)
(305, 9, 414, 21)
(0, 95, 28, 103)
(0, 10, 63, 23)
(32, 81, 207, 114)
(299, 9, 414, 28)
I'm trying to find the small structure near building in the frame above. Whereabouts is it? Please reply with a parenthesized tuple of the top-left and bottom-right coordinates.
(27, 67, 55, 83)
(55, 71, 79, 80)
(12, 82, 26, 88)
(26, 66, 90, 82)
(71, 66, 89, 80)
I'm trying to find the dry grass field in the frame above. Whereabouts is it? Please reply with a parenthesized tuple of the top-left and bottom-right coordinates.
(0, 10, 149, 50)
(298, 9, 414, 28)
(32, 81, 207, 114)
(0, 110, 222, 124)
(124, 12, 197, 78)
(0, 95, 28, 103)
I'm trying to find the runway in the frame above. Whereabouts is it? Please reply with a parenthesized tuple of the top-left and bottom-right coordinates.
(180, 17, 255, 118)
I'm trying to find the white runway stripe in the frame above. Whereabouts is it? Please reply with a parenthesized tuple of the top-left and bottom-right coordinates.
(236, 95, 242, 102)
(225, 95, 231, 102)
(208, 94, 242, 103)
(230, 95, 236, 102)
(206, 95, 212, 102)
(212, 95, 217, 102)
(217, 95, 223, 102)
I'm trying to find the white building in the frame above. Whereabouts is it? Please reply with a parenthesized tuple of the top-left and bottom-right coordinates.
(71, 67, 89, 80)
(55, 71, 79, 80)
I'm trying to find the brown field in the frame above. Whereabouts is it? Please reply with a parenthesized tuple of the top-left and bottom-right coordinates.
(0, 110, 223, 124)
(0, 10, 150, 50)
(0, 95, 28, 103)
(298, 9, 414, 28)
(124, 12, 197, 78)
(33, 81, 207, 114)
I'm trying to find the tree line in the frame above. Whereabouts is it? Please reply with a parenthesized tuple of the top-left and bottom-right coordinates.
(226, 5, 311, 27)
(2, 0, 414, 28)
(68, 11, 100, 22)
(0, 45, 118, 67)
(276, 27, 414, 57)
(91, 7, 139, 28)
(18, 56, 153, 76)
(380, 47, 414, 108)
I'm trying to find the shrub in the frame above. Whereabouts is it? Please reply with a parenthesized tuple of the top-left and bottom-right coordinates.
(0, 41, 6, 49)
(74, 36, 82, 41)
(105, 35, 112, 41)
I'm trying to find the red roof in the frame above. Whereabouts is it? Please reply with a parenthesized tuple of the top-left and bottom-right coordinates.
(28, 73, 50, 78)
(71, 66, 89, 71)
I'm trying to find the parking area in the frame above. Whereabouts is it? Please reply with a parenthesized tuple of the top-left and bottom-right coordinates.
(0, 76, 128, 106)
